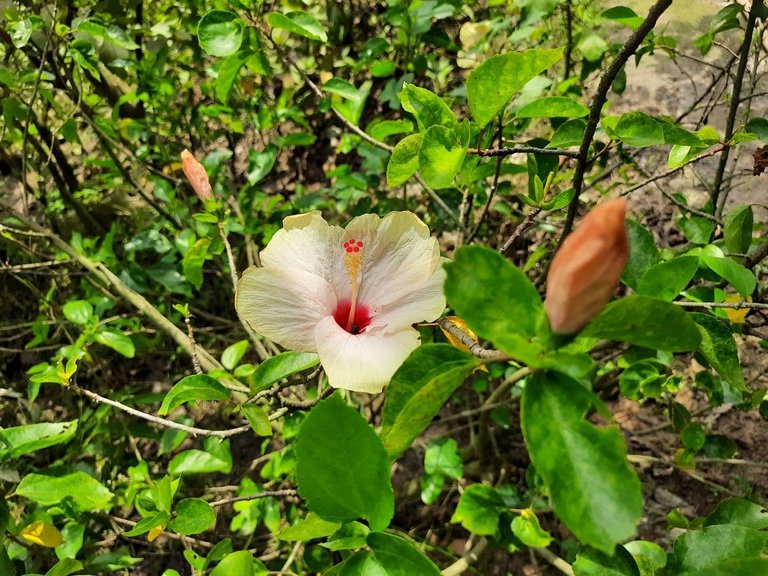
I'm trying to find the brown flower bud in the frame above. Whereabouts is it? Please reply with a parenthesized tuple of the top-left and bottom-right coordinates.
(180, 149, 213, 201)
(545, 198, 629, 334)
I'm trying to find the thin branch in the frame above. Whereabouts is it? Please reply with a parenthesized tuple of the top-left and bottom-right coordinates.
(441, 538, 488, 576)
(534, 548, 575, 576)
(560, 0, 673, 241)
(676, 301, 768, 310)
(712, 0, 763, 214)
(468, 146, 579, 158)
(745, 239, 768, 268)
(414, 174, 468, 233)
(437, 316, 509, 361)
(208, 489, 298, 507)
(499, 208, 542, 256)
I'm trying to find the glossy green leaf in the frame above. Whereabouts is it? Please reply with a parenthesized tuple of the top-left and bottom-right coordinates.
(704, 497, 768, 529)
(122, 511, 170, 537)
(197, 10, 244, 57)
(723, 205, 754, 255)
(16, 471, 114, 511)
(222, 339, 249, 371)
(601, 6, 644, 29)
(386, 133, 422, 187)
(637, 256, 698, 301)
(240, 404, 272, 437)
(325, 78, 370, 125)
(215, 50, 249, 103)
(159, 374, 229, 415)
(339, 532, 441, 576)
(578, 33, 609, 61)
(573, 546, 641, 576)
(94, 328, 135, 358)
(210, 551, 256, 576)
(168, 438, 233, 475)
(323, 522, 370, 551)
(368, 119, 413, 141)
(45, 558, 84, 576)
(399, 83, 457, 131)
(673, 525, 768, 573)
(681, 422, 706, 451)
(279, 512, 340, 541)
(467, 48, 564, 128)
(182, 238, 211, 290)
(249, 351, 320, 394)
(63, 300, 93, 325)
(692, 559, 768, 576)
(450, 484, 507, 536)
(516, 96, 588, 119)
(745, 117, 768, 142)
(0, 420, 77, 460)
(691, 313, 746, 392)
(419, 120, 470, 189)
(700, 256, 756, 297)
(522, 372, 642, 553)
(247, 145, 279, 185)
(582, 295, 701, 352)
(424, 438, 462, 479)
(296, 393, 393, 531)
(266, 11, 327, 42)
(624, 541, 667, 572)
(605, 112, 664, 147)
(169, 498, 215, 535)
(511, 510, 552, 548)
(548, 119, 587, 148)
(381, 344, 479, 458)
(622, 220, 660, 289)
(445, 246, 543, 361)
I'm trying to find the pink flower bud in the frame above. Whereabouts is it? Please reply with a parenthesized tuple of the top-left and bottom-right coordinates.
(180, 149, 213, 201)
(545, 198, 629, 334)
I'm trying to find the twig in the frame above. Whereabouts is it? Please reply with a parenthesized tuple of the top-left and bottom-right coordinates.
(560, 0, 673, 241)
(534, 548, 575, 576)
(745, 238, 768, 269)
(464, 119, 504, 244)
(468, 146, 579, 158)
(676, 301, 768, 310)
(499, 208, 542, 256)
(437, 316, 509, 361)
(415, 174, 468, 233)
(712, 0, 763, 215)
(208, 489, 298, 507)
(109, 516, 214, 549)
(441, 538, 488, 576)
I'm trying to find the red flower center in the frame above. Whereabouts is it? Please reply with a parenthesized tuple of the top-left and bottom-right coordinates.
(333, 300, 371, 335)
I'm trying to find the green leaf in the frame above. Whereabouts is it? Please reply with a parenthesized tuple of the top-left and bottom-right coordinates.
(419, 120, 470, 189)
(122, 511, 170, 537)
(637, 256, 698, 301)
(240, 404, 272, 437)
(399, 83, 457, 131)
(0, 420, 77, 460)
(511, 510, 553, 548)
(467, 48, 565, 128)
(169, 498, 215, 535)
(16, 471, 114, 511)
(222, 339, 249, 371)
(424, 438, 462, 480)
(700, 256, 756, 297)
(266, 11, 327, 42)
(197, 10, 244, 57)
(325, 78, 371, 125)
(746, 117, 768, 142)
(450, 484, 507, 536)
(62, 300, 93, 325)
(605, 112, 665, 147)
(182, 238, 211, 291)
(381, 344, 479, 458)
(691, 313, 746, 392)
(210, 550, 256, 576)
(340, 532, 441, 576)
(673, 525, 768, 573)
(573, 546, 641, 576)
(445, 245, 543, 361)
(679, 213, 715, 245)
(601, 6, 644, 29)
(250, 351, 320, 394)
(296, 393, 393, 531)
(622, 220, 660, 290)
(582, 295, 701, 352)
(323, 522, 370, 551)
(94, 328, 135, 358)
(368, 119, 414, 142)
(723, 205, 754, 255)
(279, 512, 341, 541)
(516, 96, 588, 119)
(624, 541, 667, 572)
(704, 497, 768, 529)
(578, 33, 609, 61)
(216, 51, 249, 104)
(681, 422, 706, 451)
(386, 133, 423, 187)
(45, 558, 84, 576)
(522, 372, 642, 553)
(158, 374, 229, 416)
(169, 438, 233, 475)
(693, 559, 768, 576)
(247, 145, 279, 185)
(549, 119, 587, 148)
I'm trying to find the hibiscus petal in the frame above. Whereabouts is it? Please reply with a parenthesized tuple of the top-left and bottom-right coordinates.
(344, 212, 442, 309)
(314, 316, 420, 393)
(260, 211, 349, 297)
(368, 260, 447, 332)
(236, 266, 336, 351)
